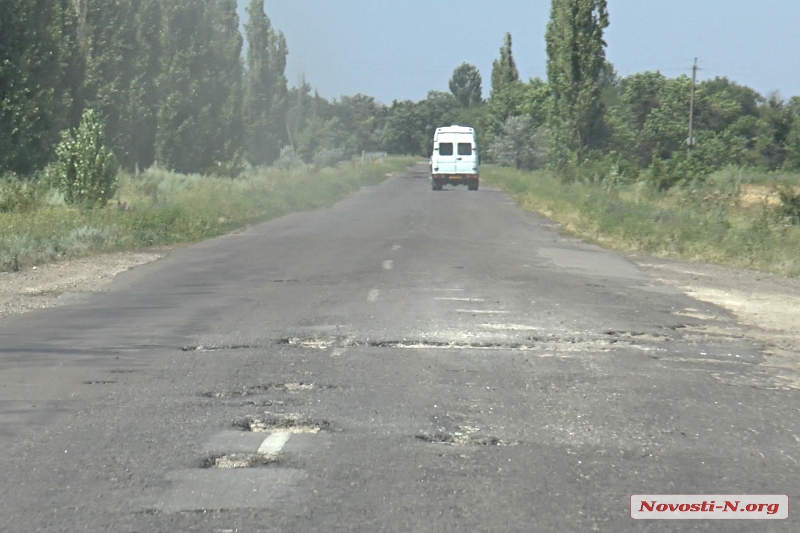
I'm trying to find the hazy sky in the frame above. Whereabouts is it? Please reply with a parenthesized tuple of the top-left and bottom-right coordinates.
(239, 1, 800, 104)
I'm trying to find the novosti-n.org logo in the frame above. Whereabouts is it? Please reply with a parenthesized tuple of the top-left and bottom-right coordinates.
(631, 495, 789, 520)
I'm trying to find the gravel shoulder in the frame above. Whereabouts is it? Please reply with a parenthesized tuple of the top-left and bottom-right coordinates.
(0, 251, 163, 317)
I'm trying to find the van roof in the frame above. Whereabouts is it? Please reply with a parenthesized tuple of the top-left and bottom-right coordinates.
(435, 125, 474, 134)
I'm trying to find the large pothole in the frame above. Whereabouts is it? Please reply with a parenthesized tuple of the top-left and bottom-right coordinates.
(200, 453, 276, 469)
(235, 414, 333, 434)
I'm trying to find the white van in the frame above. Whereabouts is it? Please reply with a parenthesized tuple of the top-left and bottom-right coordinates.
(430, 126, 479, 191)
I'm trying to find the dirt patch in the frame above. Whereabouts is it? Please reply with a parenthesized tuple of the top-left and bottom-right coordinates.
(0, 251, 162, 318)
(635, 256, 800, 389)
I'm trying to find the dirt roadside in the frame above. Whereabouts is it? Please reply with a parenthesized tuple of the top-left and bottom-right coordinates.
(0, 252, 162, 317)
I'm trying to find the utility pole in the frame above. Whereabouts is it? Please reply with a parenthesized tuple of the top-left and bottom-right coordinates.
(687, 58, 698, 158)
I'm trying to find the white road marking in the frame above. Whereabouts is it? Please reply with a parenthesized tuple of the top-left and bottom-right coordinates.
(480, 324, 544, 331)
(368, 289, 380, 302)
(258, 433, 291, 456)
(435, 297, 485, 302)
(456, 309, 510, 314)
(383, 260, 394, 270)
(392, 244, 402, 251)
(431, 288, 465, 292)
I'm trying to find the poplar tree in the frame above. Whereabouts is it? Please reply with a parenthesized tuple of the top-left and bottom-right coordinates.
(545, 0, 610, 158)
(490, 33, 519, 98)
(157, 0, 243, 173)
(79, 0, 139, 168)
(244, 0, 288, 166)
(0, 0, 79, 175)
(128, 0, 163, 171)
(212, 0, 244, 167)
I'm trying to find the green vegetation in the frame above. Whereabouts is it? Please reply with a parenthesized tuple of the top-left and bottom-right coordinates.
(0, 158, 412, 272)
(484, 165, 800, 277)
(3, 0, 800, 276)
(546, 0, 609, 160)
(53, 109, 119, 207)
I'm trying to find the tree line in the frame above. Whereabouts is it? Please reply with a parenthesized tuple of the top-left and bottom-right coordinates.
(3, 0, 800, 184)
(1, 0, 288, 176)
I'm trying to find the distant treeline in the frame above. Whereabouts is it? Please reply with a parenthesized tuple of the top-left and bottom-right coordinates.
(3, 0, 800, 183)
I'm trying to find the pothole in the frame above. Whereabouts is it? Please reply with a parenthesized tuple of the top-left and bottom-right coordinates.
(415, 432, 512, 446)
(235, 414, 333, 434)
(200, 453, 276, 469)
(201, 382, 329, 398)
(271, 334, 675, 353)
(276, 338, 337, 349)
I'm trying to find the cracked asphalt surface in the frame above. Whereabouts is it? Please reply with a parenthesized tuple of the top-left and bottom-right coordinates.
(0, 164, 797, 532)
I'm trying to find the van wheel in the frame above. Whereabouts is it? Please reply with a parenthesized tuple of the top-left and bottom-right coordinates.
(468, 181, 479, 191)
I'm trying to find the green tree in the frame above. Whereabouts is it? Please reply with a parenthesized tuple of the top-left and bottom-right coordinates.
(546, 0, 610, 159)
(127, 0, 162, 171)
(244, 0, 289, 166)
(449, 63, 483, 107)
(156, 0, 243, 174)
(383, 100, 427, 155)
(1, 0, 79, 175)
(785, 97, 800, 171)
(491, 33, 519, 98)
(79, 0, 139, 168)
(212, 0, 244, 170)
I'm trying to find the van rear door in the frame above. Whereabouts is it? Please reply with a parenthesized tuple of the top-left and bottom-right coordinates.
(435, 133, 457, 174)
(454, 134, 476, 175)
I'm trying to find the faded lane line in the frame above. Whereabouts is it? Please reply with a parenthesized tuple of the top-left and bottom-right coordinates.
(383, 260, 394, 270)
(430, 288, 465, 292)
(456, 309, 510, 314)
(368, 289, 380, 302)
(435, 297, 485, 302)
(480, 324, 544, 331)
(392, 244, 402, 251)
(258, 433, 291, 456)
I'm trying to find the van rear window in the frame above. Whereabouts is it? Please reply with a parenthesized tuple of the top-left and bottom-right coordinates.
(458, 143, 473, 156)
(439, 143, 453, 156)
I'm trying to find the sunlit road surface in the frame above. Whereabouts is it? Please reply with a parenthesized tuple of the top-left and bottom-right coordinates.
(0, 164, 796, 532)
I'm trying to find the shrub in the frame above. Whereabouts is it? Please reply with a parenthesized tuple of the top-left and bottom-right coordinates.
(313, 148, 347, 169)
(0, 173, 39, 212)
(53, 109, 119, 208)
(778, 186, 800, 225)
(274, 146, 306, 172)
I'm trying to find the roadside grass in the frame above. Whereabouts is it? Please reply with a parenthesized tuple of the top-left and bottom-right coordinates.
(0, 157, 413, 272)
(483, 165, 800, 278)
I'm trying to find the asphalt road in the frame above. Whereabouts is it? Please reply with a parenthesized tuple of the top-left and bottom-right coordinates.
(0, 164, 797, 532)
